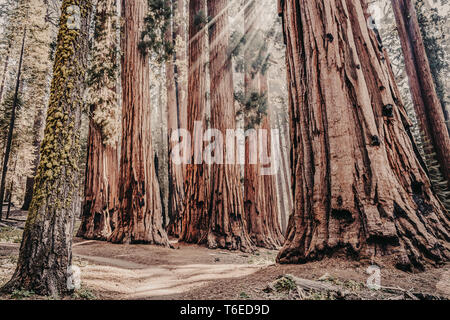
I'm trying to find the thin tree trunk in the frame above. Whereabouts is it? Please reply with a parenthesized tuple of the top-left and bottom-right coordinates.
(180, 0, 210, 244)
(391, 0, 450, 185)
(1, 0, 93, 296)
(206, 0, 254, 252)
(277, 0, 449, 270)
(108, 0, 169, 246)
(0, 29, 26, 221)
(22, 106, 45, 211)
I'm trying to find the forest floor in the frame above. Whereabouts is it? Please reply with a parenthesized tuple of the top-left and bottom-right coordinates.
(0, 207, 449, 300)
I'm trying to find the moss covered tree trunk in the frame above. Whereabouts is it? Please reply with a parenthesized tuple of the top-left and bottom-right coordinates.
(180, 0, 210, 244)
(77, 0, 120, 240)
(206, 0, 253, 252)
(0, 0, 92, 296)
(108, 0, 169, 246)
(391, 0, 450, 186)
(277, 0, 449, 270)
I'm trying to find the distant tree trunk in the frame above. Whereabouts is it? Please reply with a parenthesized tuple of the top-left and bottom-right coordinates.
(258, 69, 284, 248)
(22, 106, 45, 211)
(243, 0, 264, 248)
(0, 0, 92, 296)
(77, 120, 119, 240)
(0, 29, 26, 221)
(243, 0, 281, 249)
(77, 0, 120, 240)
(391, 0, 450, 186)
(205, 0, 253, 252)
(277, 0, 449, 270)
(108, 0, 169, 246)
(166, 0, 186, 237)
(180, 0, 210, 244)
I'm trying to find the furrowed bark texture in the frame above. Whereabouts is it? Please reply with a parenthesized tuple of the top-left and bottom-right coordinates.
(1, 0, 92, 296)
(180, 0, 210, 244)
(77, 119, 119, 240)
(109, 0, 169, 246)
(206, 0, 254, 252)
(391, 0, 450, 186)
(277, 0, 450, 270)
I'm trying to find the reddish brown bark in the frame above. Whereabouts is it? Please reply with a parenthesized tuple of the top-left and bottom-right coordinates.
(180, 0, 210, 244)
(243, 0, 282, 249)
(258, 71, 284, 248)
(391, 0, 450, 186)
(277, 0, 449, 270)
(166, 0, 186, 237)
(109, 0, 169, 245)
(206, 0, 254, 252)
(77, 119, 119, 240)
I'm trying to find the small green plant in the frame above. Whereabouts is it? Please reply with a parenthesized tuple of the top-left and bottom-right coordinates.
(11, 289, 35, 300)
(274, 275, 297, 293)
(239, 292, 250, 299)
(72, 288, 97, 300)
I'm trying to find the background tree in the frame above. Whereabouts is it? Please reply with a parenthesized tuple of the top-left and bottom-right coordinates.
(108, 0, 170, 246)
(391, 0, 450, 187)
(206, 0, 254, 252)
(277, 0, 449, 271)
(77, 0, 120, 240)
(180, 0, 210, 244)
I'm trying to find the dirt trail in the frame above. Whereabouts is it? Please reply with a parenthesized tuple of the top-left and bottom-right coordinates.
(72, 239, 274, 299)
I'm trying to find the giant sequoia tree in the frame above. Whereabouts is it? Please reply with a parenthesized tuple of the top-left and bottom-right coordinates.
(1, 0, 92, 295)
(391, 0, 450, 186)
(206, 0, 253, 251)
(277, 0, 449, 270)
(109, 0, 169, 245)
(77, 0, 120, 241)
(242, 0, 283, 249)
(180, 0, 210, 244)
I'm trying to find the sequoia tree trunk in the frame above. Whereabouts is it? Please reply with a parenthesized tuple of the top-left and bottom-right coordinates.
(180, 0, 210, 244)
(1, 0, 92, 296)
(391, 0, 450, 186)
(258, 69, 284, 248)
(277, 0, 449, 270)
(206, 0, 254, 252)
(108, 0, 169, 246)
(243, 0, 282, 249)
(167, 0, 186, 237)
(77, 0, 120, 240)
(77, 120, 119, 240)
